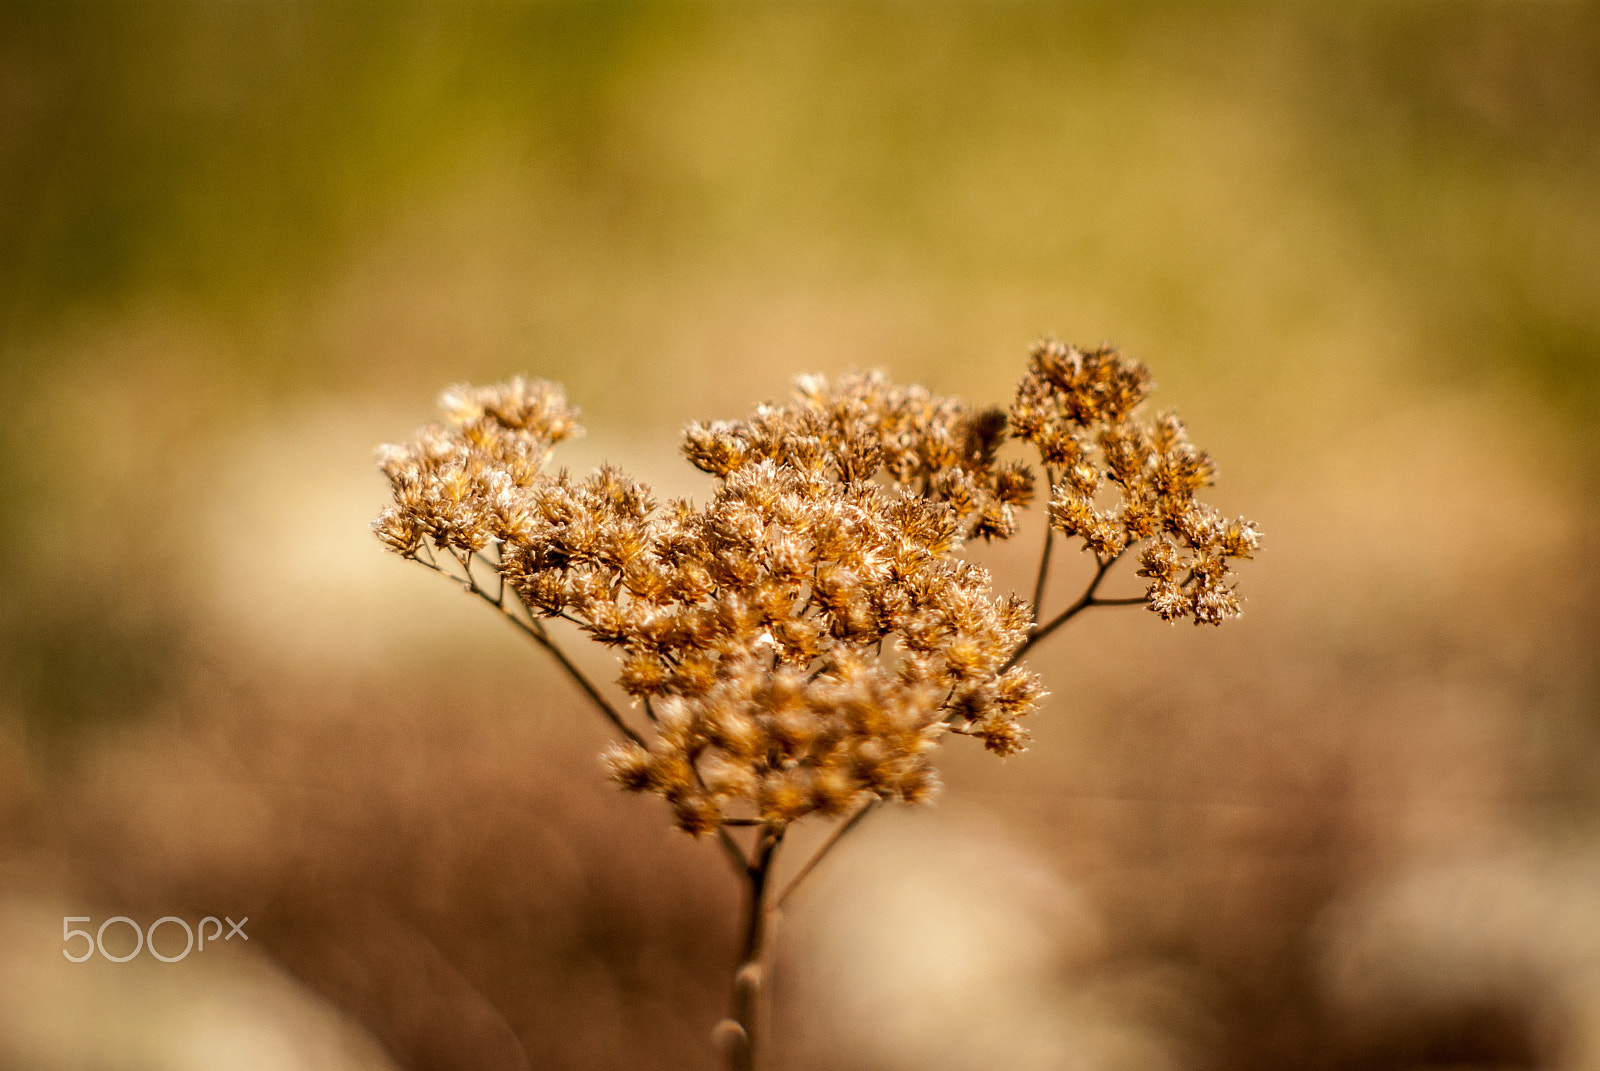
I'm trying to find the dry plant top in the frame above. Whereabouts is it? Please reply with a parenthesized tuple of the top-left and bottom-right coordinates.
(374, 341, 1259, 837)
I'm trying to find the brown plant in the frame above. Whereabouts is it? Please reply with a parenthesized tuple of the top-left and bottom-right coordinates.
(372, 339, 1258, 1070)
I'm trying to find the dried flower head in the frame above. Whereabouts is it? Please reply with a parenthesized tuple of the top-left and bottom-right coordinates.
(1011, 339, 1258, 624)
(373, 341, 1257, 837)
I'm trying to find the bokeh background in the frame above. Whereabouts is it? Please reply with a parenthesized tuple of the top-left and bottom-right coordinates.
(2, 3, 1598, 1069)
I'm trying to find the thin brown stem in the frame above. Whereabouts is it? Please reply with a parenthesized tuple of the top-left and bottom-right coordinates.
(717, 827, 750, 875)
(472, 548, 506, 604)
(772, 799, 877, 911)
(718, 800, 878, 1068)
(407, 552, 646, 747)
(1030, 468, 1056, 625)
(684, 752, 753, 877)
(529, 631, 647, 747)
(418, 541, 441, 570)
(1003, 549, 1139, 672)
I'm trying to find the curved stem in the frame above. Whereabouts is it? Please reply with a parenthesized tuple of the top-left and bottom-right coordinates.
(773, 800, 877, 912)
(527, 627, 647, 747)
(407, 551, 646, 747)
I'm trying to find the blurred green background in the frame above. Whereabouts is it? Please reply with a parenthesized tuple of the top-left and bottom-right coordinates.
(1, 3, 1598, 1070)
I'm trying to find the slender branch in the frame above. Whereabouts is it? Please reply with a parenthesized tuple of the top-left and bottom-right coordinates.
(1003, 549, 1140, 672)
(471, 548, 506, 605)
(686, 768, 751, 878)
(418, 541, 441, 570)
(1030, 469, 1056, 625)
(772, 799, 877, 911)
(406, 551, 646, 747)
(718, 827, 750, 875)
(530, 630, 648, 747)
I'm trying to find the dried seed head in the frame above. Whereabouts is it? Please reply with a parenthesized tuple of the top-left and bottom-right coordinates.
(375, 341, 1256, 838)
(1013, 339, 1258, 625)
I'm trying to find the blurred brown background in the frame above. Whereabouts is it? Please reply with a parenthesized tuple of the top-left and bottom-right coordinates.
(2, 3, 1598, 1069)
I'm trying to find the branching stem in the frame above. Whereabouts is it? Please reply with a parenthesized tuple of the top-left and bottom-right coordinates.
(1004, 549, 1138, 673)
(721, 826, 783, 1071)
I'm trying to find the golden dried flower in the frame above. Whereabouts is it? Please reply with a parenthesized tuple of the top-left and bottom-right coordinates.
(373, 340, 1258, 841)
(374, 343, 1261, 1067)
(1012, 339, 1258, 626)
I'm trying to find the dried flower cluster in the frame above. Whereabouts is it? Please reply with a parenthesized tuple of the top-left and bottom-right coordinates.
(1011, 340, 1260, 624)
(373, 341, 1257, 836)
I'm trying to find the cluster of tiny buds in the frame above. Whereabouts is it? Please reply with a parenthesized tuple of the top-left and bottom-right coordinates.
(374, 341, 1257, 835)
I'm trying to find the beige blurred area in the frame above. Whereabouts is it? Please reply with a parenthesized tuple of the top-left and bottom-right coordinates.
(2, 3, 1598, 1069)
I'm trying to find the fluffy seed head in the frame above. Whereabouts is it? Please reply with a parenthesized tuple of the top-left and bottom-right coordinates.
(374, 341, 1257, 836)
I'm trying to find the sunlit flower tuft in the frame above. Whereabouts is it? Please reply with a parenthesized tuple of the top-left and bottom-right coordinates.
(374, 341, 1258, 837)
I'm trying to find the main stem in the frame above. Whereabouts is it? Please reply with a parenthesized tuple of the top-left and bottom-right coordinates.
(722, 827, 782, 1071)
